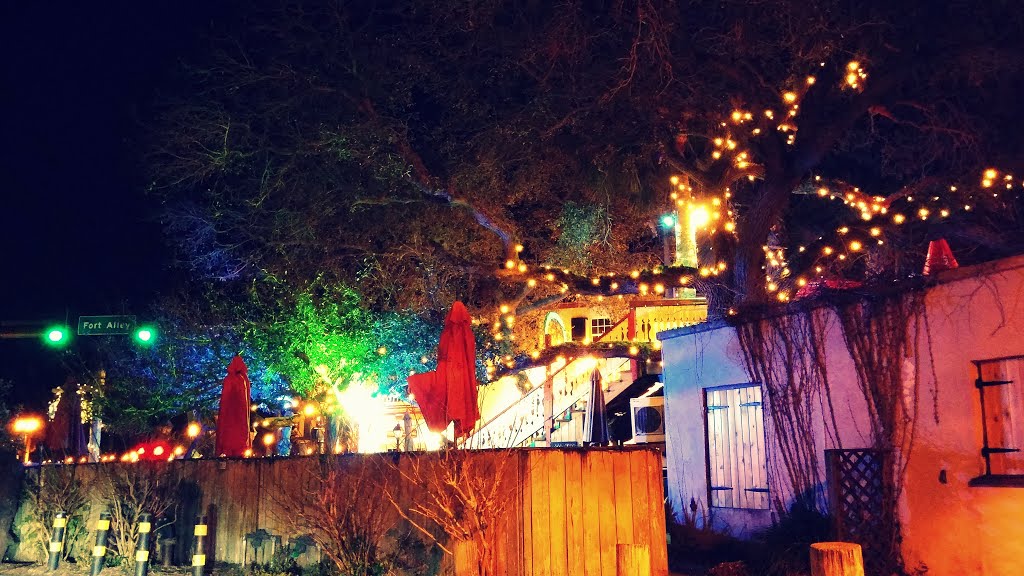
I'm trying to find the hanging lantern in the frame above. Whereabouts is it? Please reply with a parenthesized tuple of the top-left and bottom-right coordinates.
(923, 239, 958, 275)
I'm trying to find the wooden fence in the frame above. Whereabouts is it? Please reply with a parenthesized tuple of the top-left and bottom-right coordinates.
(13, 447, 668, 576)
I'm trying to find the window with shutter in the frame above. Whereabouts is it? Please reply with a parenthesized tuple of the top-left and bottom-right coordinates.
(704, 383, 769, 509)
(972, 356, 1024, 485)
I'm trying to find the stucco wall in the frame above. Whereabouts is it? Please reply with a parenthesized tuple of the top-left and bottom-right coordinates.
(658, 255, 1024, 576)
(658, 315, 872, 537)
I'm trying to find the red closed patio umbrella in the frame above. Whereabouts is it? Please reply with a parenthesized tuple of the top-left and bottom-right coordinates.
(215, 355, 252, 457)
(408, 302, 481, 438)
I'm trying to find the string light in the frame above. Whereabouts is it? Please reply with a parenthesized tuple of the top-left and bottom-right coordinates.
(475, 62, 1020, 331)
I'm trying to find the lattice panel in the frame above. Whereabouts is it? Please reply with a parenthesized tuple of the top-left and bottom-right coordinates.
(825, 449, 899, 576)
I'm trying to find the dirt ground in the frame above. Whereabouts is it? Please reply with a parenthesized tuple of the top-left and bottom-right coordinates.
(0, 564, 209, 576)
(0, 563, 696, 576)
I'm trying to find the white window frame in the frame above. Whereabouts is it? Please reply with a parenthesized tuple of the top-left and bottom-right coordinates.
(590, 317, 613, 338)
(704, 383, 769, 509)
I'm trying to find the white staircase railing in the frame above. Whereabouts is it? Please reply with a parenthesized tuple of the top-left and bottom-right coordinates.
(467, 355, 633, 449)
(467, 298, 706, 450)
(466, 382, 546, 449)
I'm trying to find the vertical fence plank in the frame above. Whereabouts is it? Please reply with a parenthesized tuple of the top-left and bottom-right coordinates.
(485, 452, 509, 576)
(616, 543, 651, 576)
(594, 450, 617, 576)
(530, 451, 551, 576)
(522, 451, 534, 576)
(507, 451, 524, 576)
(581, 451, 603, 576)
(629, 450, 651, 562)
(611, 448, 633, 547)
(645, 450, 669, 576)
(564, 451, 585, 576)
(547, 450, 568, 576)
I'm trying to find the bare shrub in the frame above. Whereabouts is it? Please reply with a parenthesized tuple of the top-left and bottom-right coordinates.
(385, 449, 519, 576)
(96, 463, 181, 565)
(15, 466, 91, 563)
(277, 455, 402, 576)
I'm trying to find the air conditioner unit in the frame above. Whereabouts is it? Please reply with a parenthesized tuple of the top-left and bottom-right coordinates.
(630, 396, 665, 443)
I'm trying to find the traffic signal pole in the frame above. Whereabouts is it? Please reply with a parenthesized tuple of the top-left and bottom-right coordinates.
(1, 320, 69, 343)
(0, 331, 41, 339)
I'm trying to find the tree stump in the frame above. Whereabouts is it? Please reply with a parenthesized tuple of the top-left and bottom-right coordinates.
(616, 543, 651, 576)
(809, 542, 865, 576)
(454, 539, 479, 576)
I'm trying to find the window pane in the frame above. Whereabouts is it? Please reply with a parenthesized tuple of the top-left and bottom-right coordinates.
(591, 317, 613, 337)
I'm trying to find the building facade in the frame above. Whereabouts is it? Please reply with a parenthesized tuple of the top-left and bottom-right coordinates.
(658, 254, 1024, 576)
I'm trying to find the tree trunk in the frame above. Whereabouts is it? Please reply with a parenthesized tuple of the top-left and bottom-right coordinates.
(731, 176, 800, 307)
(809, 542, 865, 576)
(732, 234, 768, 306)
(699, 232, 736, 318)
(616, 543, 651, 576)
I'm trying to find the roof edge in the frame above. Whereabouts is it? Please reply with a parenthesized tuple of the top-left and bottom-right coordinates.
(656, 252, 1024, 342)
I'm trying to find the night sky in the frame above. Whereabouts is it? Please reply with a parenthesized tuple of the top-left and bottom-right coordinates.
(0, 3, 215, 408)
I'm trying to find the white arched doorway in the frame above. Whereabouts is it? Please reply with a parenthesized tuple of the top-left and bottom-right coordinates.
(542, 312, 567, 347)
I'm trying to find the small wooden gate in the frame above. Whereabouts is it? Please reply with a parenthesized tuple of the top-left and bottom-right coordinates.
(825, 448, 898, 576)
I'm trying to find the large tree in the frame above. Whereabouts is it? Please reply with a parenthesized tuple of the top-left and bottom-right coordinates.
(145, 0, 1024, 319)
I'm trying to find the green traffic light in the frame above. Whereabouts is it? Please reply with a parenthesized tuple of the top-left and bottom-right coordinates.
(134, 325, 156, 345)
(42, 326, 69, 347)
(661, 214, 676, 228)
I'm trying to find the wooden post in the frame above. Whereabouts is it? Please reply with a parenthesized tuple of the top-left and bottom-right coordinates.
(809, 542, 865, 576)
(454, 539, 479, 576)
(616, 543, 651, 576)
(627, 309, 639, 380)
(543, 375, 554, 445)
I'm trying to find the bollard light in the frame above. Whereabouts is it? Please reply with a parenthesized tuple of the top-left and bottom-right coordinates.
(192, 516, 208, 576)
(90, 511, 112, 576)
(47, 511, 67, 570)
(135, 513, 153, 576)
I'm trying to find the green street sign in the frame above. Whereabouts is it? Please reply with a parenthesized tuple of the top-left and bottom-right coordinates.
(78, 315, 137, 336)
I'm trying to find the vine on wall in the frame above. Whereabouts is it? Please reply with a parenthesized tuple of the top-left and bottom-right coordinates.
(735, 288, 934, 575)
(736, 307, 840, 516)
(833, 291, 927, 493)
(831, 290, 929, 574)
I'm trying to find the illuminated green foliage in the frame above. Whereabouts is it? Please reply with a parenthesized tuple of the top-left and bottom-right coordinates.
(96, 270, 513, 435)
(551, 202, 610, 273)
(252, 285, 375, 397)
